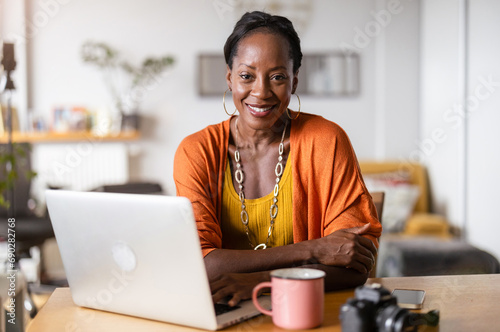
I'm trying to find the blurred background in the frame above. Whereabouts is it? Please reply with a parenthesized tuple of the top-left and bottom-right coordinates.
(1, 0, 499, 325)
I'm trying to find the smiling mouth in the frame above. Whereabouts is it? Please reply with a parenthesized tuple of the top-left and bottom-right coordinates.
(247, 104, 274, 113)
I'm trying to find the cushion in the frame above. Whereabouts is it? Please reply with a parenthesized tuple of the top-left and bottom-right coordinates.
(359, 161, 429, 213)
(405, 213, 450, 237)
(363, 171, 420, 233)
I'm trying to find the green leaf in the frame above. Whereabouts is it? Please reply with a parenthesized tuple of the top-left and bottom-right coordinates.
(0, 195, 10, 209)
(0, 143, 37, 209)
(7, 170, 17, 183)
(14, 144, 27, 157)
(26, 170, 38, 180)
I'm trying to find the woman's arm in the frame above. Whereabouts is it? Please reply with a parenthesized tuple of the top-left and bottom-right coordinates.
(208, 224, 376, 305)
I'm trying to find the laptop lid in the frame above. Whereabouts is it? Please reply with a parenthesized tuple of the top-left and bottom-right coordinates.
(46, 190, 266, 330)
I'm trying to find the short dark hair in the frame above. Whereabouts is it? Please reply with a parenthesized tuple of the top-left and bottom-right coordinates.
(224, 11, 302, 74)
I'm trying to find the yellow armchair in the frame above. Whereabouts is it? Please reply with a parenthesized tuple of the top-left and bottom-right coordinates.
(359, 161, 452, 238)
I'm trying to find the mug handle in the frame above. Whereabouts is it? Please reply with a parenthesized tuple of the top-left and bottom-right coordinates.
(252, 282, 273, 316)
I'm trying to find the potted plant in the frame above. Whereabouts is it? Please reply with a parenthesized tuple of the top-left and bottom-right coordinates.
(81, 41, 175, 131)
(0, 143, 37, 211)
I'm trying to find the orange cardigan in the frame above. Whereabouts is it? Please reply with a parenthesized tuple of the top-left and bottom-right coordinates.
(174, 113, 382, 257)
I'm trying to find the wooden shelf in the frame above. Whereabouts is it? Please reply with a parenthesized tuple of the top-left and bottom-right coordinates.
(0, 130, 140, 143)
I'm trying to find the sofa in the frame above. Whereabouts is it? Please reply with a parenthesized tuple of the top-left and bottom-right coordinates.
(359, 161, 500, 277)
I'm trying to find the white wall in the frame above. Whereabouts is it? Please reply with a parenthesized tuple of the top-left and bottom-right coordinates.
(24, 0, 421, 195)
(420, 0, 465, 227)
(467, 0, 500, 261)
(380, 0, 420, 159)
(421, 0, 500, 260)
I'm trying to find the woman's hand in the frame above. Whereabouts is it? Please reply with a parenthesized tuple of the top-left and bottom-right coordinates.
(210, 271, 270, 306)
(310, 223, 377, 274)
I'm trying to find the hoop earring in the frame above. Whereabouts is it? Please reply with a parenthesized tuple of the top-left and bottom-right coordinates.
(223, 89, 237, 116)
(286, 94, 301, 120)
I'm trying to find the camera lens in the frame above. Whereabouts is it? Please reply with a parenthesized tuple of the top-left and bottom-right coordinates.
(376, 304, 415, 332)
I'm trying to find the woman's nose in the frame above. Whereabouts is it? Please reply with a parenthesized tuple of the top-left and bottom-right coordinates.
(251, 77, 272, 99)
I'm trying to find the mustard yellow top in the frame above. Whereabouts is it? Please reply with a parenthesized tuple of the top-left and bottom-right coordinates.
(221, 156, 293, 250)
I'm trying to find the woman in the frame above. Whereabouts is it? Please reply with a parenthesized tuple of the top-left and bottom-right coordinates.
(174, 11, 382, 306)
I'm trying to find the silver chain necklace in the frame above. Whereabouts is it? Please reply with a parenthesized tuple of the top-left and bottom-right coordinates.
(233, 117, 288, 250)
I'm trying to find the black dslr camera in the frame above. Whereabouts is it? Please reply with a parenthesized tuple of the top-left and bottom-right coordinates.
(339, 284, 439, 332)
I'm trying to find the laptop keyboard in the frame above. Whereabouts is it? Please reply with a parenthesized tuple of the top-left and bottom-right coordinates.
(214, 303, 241, 316)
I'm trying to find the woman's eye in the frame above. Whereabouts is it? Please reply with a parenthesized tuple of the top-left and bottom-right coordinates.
(272, 75, 286, 81)
(239, 74, 252, 80)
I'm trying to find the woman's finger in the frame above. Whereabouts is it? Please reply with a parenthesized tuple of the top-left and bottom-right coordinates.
(358, 236, 378, 256)
(354, 252, 374, 272)
(228, 293, 243, 307)
(354, 241, 376, 262)
(210, 278, 227, 294)
(347, 260, 368, 274)
(212, 286, 232, 304)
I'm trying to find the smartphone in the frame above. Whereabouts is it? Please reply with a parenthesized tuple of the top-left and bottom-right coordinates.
(391, 289, 426, 309)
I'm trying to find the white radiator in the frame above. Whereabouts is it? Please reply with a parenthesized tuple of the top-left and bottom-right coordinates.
(31, 142, 129, 205)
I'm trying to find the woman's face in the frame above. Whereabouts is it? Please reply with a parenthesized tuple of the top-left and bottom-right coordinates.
(226, 32, 298, 131)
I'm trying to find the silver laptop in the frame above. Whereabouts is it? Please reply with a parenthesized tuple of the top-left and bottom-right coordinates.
(45, 190, 270, 330)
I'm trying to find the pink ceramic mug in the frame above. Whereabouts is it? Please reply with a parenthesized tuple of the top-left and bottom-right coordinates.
(252, 268, 326, 330)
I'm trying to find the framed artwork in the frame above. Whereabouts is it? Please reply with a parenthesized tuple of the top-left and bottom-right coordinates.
(198, 52, 360, 97)
(198, 54, 228, 96)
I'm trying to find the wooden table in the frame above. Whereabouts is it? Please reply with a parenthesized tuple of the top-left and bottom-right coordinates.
(27, 274, 500, 331)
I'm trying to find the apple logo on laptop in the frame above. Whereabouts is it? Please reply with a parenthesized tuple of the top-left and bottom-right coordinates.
(111, 242, 137, 272)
